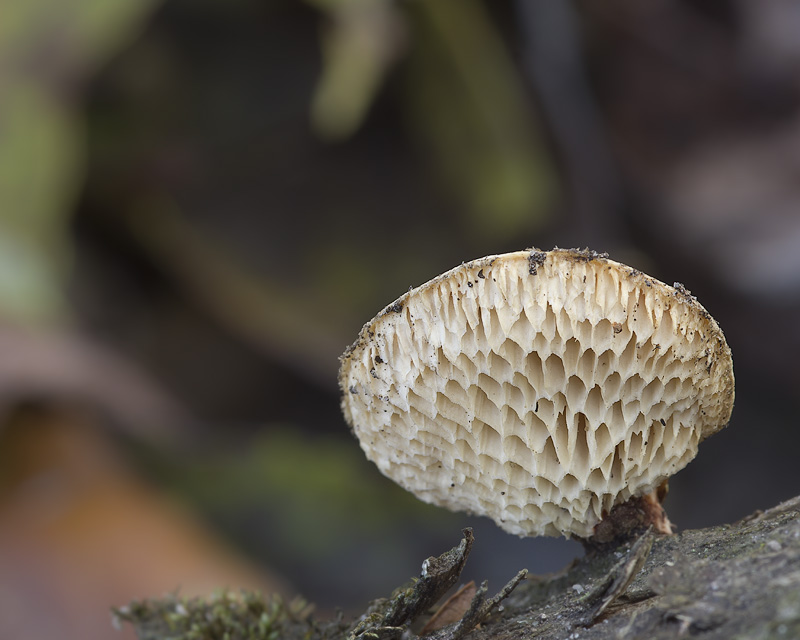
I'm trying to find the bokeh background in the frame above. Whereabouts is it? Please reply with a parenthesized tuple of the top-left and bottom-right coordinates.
(2, 1, 800, 638)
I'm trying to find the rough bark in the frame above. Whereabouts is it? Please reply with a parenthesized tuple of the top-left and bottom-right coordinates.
(116, 495, 800, 640)
(476, 496, 800, 639)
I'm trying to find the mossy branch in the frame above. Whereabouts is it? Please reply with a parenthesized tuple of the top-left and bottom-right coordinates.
(117, 495, 800, 640)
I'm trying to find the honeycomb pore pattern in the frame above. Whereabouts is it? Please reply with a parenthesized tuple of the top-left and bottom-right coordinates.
(339, 249, 734, 538)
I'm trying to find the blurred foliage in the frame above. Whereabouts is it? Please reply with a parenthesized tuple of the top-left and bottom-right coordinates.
(0, 407, 284, 640)
(403, 0, 556, 237)
(137, 425, 456, 562)
(0, 0, 160, 324)
(78, 0, 561, 392)
(308, 0, 406, 139)
(0, 85, 77, 323)
(124, 198, 352, 386)
(307, 0, 556, 237)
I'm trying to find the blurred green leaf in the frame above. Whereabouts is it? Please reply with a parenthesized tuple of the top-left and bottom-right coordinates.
(0, 0, 160, 79)
(0, 85, 80, 323)
(308, 0, 407, 139)
(404, 0, 557, 239)
(306, 0, 557, 234)
(0, 0, 160, 324)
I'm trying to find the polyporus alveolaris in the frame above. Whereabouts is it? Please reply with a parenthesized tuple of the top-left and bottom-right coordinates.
(339, 249, 734, 539)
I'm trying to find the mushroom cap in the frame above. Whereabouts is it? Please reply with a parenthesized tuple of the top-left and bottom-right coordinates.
(339, 249, 734, 538)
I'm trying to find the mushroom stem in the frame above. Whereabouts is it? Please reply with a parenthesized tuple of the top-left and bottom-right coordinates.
(582, 481, 673, 550)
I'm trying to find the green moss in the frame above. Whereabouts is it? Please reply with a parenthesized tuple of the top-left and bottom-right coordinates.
(113, 590, 339, 640)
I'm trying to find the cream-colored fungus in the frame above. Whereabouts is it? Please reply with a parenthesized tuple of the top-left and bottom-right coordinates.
(340, 249, 734, 538)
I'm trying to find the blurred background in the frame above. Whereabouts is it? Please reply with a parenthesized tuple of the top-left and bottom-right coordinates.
(2, 0, 800, 638)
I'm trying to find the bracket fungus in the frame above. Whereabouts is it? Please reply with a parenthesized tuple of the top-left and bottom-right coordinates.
(339, 249, 734, 540)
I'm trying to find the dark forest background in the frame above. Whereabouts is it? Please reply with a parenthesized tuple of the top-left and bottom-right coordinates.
(2, 1, 800, 639)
